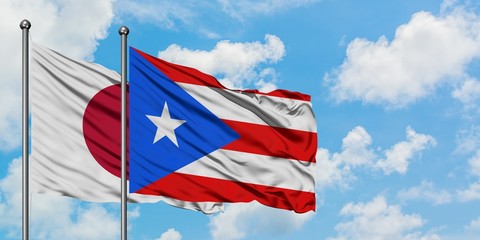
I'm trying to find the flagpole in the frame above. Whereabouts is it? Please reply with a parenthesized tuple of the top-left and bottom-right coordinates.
(119, 25, 129, 240)
(20, 19, 31, 240)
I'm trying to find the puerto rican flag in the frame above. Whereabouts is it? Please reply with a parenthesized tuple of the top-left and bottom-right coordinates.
(129, 48, 317, 213)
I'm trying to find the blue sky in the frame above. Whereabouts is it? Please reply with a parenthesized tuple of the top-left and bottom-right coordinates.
(2, 0, 480, 239)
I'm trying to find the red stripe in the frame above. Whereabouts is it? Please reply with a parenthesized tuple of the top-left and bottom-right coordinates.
(132, 48, 311, 101)
(221, 120, 317, 162)
(135, 172, 316, 213)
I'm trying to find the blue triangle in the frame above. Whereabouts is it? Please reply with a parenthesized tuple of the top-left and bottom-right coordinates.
(129, 49, 240, 193)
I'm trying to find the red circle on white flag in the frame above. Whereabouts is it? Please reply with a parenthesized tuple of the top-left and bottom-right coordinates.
(82, 84, 129, 179)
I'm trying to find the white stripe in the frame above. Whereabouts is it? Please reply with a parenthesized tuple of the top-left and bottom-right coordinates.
(177, 149, 315, 192)
(178, 83, 316, 132)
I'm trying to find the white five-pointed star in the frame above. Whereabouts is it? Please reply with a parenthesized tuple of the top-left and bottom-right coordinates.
(146, 102, 186, 147)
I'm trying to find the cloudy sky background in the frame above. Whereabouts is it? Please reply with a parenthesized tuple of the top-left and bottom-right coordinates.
(1, 0, 480, 239)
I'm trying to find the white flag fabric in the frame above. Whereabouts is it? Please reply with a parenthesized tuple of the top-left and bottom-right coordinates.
(30, 42, 222, 213)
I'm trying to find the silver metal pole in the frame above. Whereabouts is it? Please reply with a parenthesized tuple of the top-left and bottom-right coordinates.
(119, 25, 129, 240)
(20, 19, 31, 240)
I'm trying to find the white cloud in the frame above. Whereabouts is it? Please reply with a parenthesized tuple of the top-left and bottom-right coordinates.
(0, 158, 120, 239)
(326, 7, 480, 108)
(316, 126, 435, 190)
(315, 126, 375, 190)
(0, 0, 115, 151)
(339, 126, 376, 167)
(375, 127, 436, 175)
(315, 148, 354, 190)
(465, 217, 480, 233)
(0, 158, 23, 230)
(6, 0, 114, 60)
(128, 206, 141, 219)
(328, 196, 430, 240)
(155, 228, 182, 240)
(456, 149, 480, 202)
(158, 34, 285, 91)
(209, 202, 314, 240)
(468, 150, 480, 177)
(457, 182, 480, 202)
(397, 180, 452, 205)
(452, 78, 480, 111)
(440, 0, 460, 13)
(455, 125, 480, 154)
(49, 204, 119, 240)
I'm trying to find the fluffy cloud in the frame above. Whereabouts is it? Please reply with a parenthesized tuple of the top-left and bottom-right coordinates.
(0, 158, 119, 239)
(158, 34, 285, 91)
(375, 127, 436, 175)
(397, 180, 452, 205)
(315, 126, 375, 190)
(339, 126, 376, 167)
(209, 202, 314, 240)
(316, 126, 436, 190)
(326, 7, 480, 108)
(155, 228, 182, 240)
(465, 217, 480, 233)
(452, 78, 480, 112)
(457, 182, 480, 202)
(456, 150, 480, 202)
(455, 125, 480, 154)
(315, 148, 354, 190)
(328, 196, 434, 240)
(0, 0, 115, 151)
(468, 150, 480, 177)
